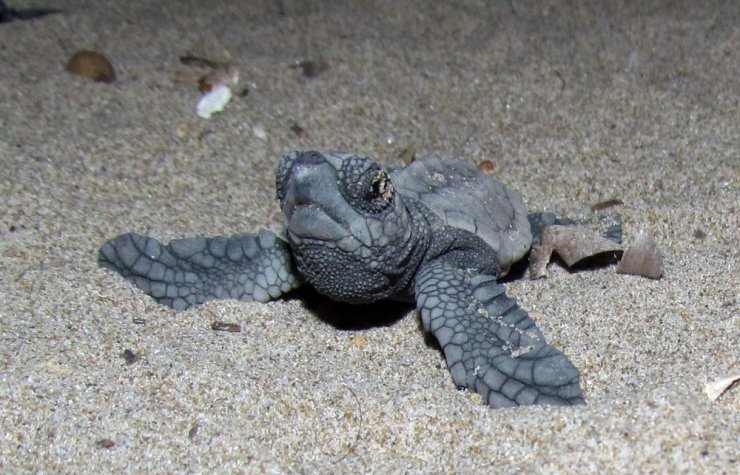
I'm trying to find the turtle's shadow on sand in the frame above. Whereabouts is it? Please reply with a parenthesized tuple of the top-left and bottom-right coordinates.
(284, 251, 620, 332)
(284, 287, 414, 330)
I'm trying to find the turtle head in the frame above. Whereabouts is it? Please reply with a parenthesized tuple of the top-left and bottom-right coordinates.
(276, 150, 420, 303)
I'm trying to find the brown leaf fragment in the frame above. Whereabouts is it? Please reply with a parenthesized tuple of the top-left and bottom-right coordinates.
(543, 225, 622, 264)
(97, 438, 115, 449)
(529, 225, 622, 278)
(197, 64, 239, 93)
(179, 54, 226, 69)
(211, 321, 241, 332)
(590, 198, 624, 212)
(290, 123, 306, 137)
(617, 230, 663, 279)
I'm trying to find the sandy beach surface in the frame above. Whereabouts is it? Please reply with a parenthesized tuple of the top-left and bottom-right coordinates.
(1, 0, 737, 472)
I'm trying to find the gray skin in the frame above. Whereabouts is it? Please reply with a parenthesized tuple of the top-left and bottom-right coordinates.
(99, 150, 585, 408)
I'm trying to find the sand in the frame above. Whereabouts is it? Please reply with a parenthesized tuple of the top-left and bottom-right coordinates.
(0, 0, 737, 472)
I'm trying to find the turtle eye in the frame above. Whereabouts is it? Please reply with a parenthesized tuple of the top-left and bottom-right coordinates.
(369, 170, 393, 202)
(339, 156, 395, 213)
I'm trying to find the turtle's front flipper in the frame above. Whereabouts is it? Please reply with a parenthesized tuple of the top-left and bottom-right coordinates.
(99, 230, 302, 310)
(415, 259, 584, 408)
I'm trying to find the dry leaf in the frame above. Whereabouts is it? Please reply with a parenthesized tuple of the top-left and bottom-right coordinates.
(529, 225, 622, 279)
(590, 198, 624, 212)
(704, 373, 740, 401)
(211, 321, 241, 332)
(617, 230, 663, 279)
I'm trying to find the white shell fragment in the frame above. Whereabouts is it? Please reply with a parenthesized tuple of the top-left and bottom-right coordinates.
(196, 84, 233, 119)
(617, 230, 663, 279)
(195, 65, 240, 119)
(704, 373, 740, 401)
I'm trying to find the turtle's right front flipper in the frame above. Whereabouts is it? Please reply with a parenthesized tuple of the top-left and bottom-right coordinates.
(98, 230, 302, 310)
(415, 259, 584, 408)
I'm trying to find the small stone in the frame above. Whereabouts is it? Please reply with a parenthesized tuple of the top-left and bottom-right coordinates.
(66, 50, 116, 83)
(176, 123, 191, 139)
(349, 335, 367, 347)
(121, 349, 139, 365)
(252, 123, 267, 140)
(294, 59, 329, 78)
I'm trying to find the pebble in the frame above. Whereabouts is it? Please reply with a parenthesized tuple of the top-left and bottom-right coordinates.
(66, 50, 116, 83)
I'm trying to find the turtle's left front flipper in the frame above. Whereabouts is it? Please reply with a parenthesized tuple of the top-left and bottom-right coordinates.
(415, 259, 584, 408)
(98, 229, 302, 310)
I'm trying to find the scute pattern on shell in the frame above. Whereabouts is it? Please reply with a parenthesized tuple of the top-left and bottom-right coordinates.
(391, 158, 532, 274)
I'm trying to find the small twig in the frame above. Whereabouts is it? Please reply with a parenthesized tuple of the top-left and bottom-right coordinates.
(332, 382, 362, 464)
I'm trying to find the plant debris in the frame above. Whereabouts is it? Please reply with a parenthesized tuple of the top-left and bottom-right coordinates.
(179, 54, 226, 70)
(616, 230, 663, 279)
(179, 54, 245, 119)
(211, 321, 241, 332)
(529, 225, 623, 279)
(66, 50, 116, 83)
(290, 123, 306, 137)
(590, 198, 624, 212)
(97, 438, 115, 449)
(188, 422, 200, 439)
(704, 373, 740, 401)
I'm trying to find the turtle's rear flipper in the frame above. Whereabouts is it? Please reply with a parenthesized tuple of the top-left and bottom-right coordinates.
(98, 230, 302, 311)
(415, 259, 584, 408)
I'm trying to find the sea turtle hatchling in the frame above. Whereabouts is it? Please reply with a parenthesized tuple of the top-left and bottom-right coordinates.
(99, 150, 588, 408)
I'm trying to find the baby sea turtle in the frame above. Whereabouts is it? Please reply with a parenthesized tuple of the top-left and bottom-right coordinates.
(99, 151, 586, 408)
